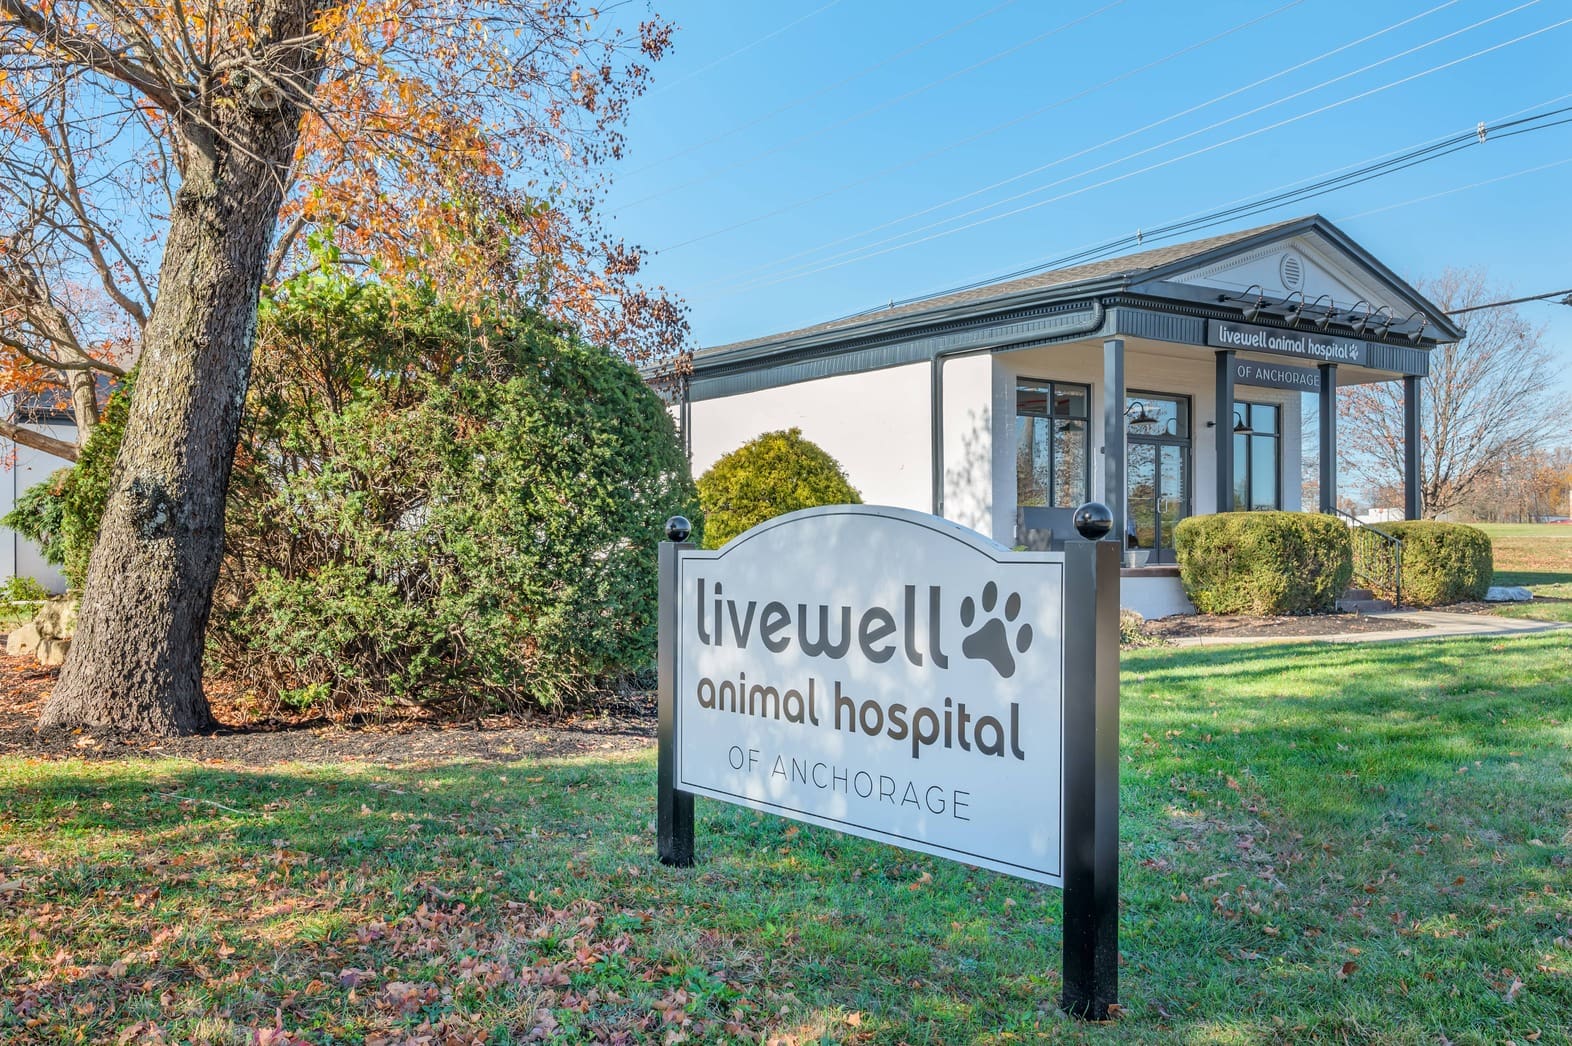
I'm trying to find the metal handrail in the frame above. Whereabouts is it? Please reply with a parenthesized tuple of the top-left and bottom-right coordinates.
(1330, 507, 1403, 609)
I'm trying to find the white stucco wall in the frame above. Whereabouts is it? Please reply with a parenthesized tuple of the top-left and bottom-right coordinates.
(2, 418, 75, 593)
(687, 363, 933, 513)
(939, 353, 995, 535)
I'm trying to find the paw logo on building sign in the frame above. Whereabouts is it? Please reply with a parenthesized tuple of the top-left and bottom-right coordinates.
(959, 581, 1032, 678)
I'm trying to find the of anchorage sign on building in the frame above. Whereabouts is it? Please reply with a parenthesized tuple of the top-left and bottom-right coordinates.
(672, 506, 1067, 886)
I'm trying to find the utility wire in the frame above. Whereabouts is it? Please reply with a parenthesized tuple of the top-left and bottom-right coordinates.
(714, 1, 1540, 293)
(655, 0, 1320, 254)
(648, 0, 847, 97)
(627, 0, 1024, 175)
(615, 0, 1130, 210)
(726, 14, 1572, 298)
(881, 91, 1572, 311)
(1445, 286, 1572, 314)
(1340, 152, 1572, 220)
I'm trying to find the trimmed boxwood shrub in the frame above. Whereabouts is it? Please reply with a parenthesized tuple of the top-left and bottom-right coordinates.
(1353, 521, 1492, 606)
(1174, 511, 1353, 615)
(696, 428, 860, 549)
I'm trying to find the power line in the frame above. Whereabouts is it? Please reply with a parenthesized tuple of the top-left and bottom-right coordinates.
(845, 108, 1572, 320)
(615, 0, 1131, 210)
(874, 91, 1572, 313)
(655, 0, 1317, 254)
(1446, 287, 1572, 314)
(648, 0, 847, 97)
(1339, 152, 1572, 220)
(626, 0, 1024, 175)
(711, 1, 1540, 293)
(724, 14, 1572, 298)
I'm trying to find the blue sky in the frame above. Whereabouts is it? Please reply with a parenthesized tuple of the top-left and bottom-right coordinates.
(607, 0, 1572, 396)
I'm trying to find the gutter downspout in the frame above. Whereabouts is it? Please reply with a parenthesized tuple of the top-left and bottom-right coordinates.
(930, 302, 1107, 517)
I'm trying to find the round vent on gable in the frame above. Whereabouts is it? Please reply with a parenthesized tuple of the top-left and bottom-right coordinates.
(1279, 252, 1305, 290)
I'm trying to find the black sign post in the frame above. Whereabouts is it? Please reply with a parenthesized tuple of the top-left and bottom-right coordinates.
(657, 515, 695, 867)
(656, 505, 1121, 1021)
(1059, 505, 1121, 1020)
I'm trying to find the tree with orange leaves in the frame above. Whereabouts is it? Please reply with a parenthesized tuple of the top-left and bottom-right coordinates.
(0, 0, 681, 733)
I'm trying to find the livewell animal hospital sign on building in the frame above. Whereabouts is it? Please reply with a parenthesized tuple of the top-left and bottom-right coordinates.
(656, 505, 1121, 1019)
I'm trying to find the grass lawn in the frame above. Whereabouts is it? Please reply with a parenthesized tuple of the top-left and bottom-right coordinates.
(1478, 523, 1572, 623)
(3, 635, 1571, 1043)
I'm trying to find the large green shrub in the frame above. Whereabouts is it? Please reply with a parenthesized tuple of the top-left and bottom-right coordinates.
(696, 428, 860, 549)
(212, 276, 699, 712)
(9, 273, 698, 713)
(1175, 511, 1353, 615)
(2, 370, 136, 588)
(1353, 521, 1492, 606)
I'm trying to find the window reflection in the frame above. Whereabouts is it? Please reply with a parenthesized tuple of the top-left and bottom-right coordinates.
(1016, 380, 1090, 508)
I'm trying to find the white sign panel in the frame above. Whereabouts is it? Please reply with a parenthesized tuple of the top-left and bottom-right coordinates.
(674, 506, 1066, 886)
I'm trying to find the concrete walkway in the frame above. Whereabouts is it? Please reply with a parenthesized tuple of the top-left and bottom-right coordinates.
(1166, 609, 1570, 647)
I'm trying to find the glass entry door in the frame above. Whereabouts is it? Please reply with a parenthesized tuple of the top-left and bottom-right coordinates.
(1126, 394, 1191, 564)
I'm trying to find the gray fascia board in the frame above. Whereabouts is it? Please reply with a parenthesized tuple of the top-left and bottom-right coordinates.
(1133, 216, 1463, 342)
(1124, 281, 1450, 353)
(692, 275, 1131, 375)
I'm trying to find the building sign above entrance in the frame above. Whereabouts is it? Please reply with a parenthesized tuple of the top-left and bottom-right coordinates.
(1208, 319, 1367, 366)
(1233, 358, 1322, 393)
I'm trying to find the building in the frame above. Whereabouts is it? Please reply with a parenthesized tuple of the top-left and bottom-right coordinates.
(681, 215, 1462, 618)
(1, 398, 75, 593)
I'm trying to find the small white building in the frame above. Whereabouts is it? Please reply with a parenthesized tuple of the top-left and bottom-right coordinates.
(681, 216, 1461, 619)
(1, 398, 75, 593)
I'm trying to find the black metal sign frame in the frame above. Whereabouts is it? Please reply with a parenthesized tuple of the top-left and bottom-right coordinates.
(656, 517, 1120, 1021)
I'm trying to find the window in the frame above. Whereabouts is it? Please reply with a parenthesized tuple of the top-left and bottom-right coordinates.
(1233, 401, 1280, 510)
(1016, 379, 1089, 509)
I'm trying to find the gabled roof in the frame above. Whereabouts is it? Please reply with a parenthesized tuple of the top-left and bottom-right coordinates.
(697, 214, 1463, 362)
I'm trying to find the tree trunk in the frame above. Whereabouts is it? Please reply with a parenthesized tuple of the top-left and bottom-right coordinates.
(41, 15, 324, 734)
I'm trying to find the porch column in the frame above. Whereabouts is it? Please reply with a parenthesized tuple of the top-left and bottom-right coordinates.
(1215, 350, 1235, 512)
(1318, 363, 1337, 513)
(1404, 375, 1422, 519)
(1103, 337, 1125, 548)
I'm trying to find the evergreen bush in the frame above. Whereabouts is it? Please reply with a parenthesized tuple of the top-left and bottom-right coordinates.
(213, 275, 698, 712)
(2, 370, 136, 588)
(1353, 521, 1492, 606)
(1174, 511, 1353, 615)
(8, 273, 698, 714)
(696, 428, 860, 549)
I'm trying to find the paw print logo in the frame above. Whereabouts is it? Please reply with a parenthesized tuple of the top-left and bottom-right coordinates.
(959, 581, 1033, 678)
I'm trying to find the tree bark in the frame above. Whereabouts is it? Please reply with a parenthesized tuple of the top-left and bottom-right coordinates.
(41, 9, 325, 734)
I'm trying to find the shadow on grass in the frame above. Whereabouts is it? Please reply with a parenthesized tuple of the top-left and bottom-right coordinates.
(3, 632, 1571, 1043)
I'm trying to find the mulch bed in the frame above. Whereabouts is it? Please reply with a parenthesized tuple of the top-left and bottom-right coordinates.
(1141, 611, 1421, 641)
(0, 652, 656, 765)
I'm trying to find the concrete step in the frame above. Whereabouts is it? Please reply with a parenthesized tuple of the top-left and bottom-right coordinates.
(1338, 597, 1395, 613)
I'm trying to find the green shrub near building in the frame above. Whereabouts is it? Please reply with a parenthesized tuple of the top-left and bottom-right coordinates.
(696, 428, 860, 549)
(1354, 520, 1492, 606)
(1175, 511, 1353, 615)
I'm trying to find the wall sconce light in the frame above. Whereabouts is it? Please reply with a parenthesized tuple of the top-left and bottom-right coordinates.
(1347, 300, 1373, 335)
(1306, 294, 1337, 330)
(1205, 412, 1254, 435)
(1125, 400, 1159, 426)
(1218, 285, 1268, 322)
(1371, 305, 1395, 338)
(1401, 312, 1429, 344)
(1283, 290, 1308, 327)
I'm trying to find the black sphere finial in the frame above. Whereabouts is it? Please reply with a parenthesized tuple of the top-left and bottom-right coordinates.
(1073, 501, 1114, 540)
(665, 515, 693, 543)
